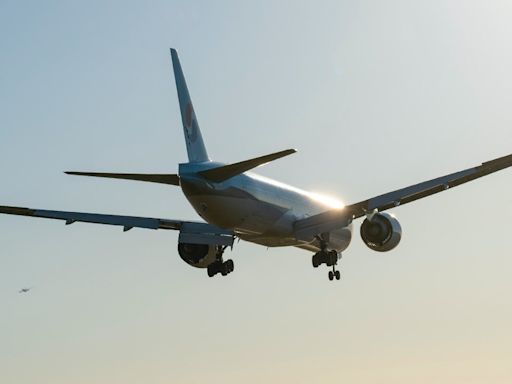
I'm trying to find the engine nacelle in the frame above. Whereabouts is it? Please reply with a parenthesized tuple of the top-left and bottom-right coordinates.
(178, 243, 218, 268)
(177, 225, 234, 268)
(360, 212, 402, 252)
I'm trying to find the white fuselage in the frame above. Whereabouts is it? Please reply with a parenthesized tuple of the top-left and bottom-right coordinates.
(179, 162, 352, 252)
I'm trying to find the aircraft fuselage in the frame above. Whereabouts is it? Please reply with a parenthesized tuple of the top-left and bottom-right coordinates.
(179, 162, 353, 252)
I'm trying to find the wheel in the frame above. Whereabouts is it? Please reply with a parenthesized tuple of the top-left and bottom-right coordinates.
(328, 271, 334, 281)
(312, 254, 320, 268)
(221, 260, 233, 276)
(225, 259, 234, 273)
(208, 261, 223, 277)
(335, 270, 341, 280)
(328, 251, 338, 266)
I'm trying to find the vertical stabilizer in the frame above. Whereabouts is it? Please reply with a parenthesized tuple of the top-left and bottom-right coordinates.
(170, 49, 210, 163)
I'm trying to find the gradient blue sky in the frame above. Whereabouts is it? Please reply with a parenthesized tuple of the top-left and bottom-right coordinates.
(1, 1, 512, 383)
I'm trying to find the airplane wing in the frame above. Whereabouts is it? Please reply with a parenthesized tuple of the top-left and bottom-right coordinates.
(0, 205, 233, 235)
(294, 152, 512, 240)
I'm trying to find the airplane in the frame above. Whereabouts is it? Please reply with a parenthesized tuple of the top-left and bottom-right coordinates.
(1, 49, 511, 281)
(19, 287, 32, 294)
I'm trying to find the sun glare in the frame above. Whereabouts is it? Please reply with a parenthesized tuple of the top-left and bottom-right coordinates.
(249, 173, 345, 209)
(307, 192, 345, 209)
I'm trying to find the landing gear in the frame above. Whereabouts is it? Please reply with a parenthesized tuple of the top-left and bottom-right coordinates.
(207, 246, 234, 278)
(312, 237, 341, 281)
(312, 250, 338, 268)
(221, 259, 234, 276)
(207, 259, 234, 277)
(328, 267, 341, 281)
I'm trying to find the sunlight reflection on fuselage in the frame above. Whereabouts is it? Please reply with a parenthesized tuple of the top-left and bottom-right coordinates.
(248, 173, 345, 209)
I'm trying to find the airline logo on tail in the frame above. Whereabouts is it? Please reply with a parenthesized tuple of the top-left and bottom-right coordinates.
(185, 102, 198, 143)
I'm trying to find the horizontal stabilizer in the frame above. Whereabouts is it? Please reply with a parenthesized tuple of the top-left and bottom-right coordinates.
(65, 172, 180, 186)
(198, 149, 297, 183)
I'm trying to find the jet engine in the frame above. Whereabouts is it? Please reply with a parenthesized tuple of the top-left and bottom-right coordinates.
(360, 212, 402, 252)
(177, 242, 218, 268)
(177, 225, 235, 271)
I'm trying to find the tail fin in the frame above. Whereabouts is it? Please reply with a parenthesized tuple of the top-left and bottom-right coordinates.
(170, 49, 210, 163)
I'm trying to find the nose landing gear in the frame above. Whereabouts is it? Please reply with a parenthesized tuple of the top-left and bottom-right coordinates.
(328, 267, 341, 281)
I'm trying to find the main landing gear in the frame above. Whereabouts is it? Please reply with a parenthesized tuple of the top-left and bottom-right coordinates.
(207, 246, 234, 278)
(312, 240, 342, 281)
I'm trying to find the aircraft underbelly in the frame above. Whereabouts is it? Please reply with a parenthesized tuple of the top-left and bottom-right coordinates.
(186, 194, 352, 251)
(187, 194, 290, 236)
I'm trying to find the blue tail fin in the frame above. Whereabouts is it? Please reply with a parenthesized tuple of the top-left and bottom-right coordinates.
(170, 49, 210, 163)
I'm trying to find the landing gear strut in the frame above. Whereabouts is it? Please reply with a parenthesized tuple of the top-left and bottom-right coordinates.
(207, 245, 234, 277)
(311, 238, 341, 281)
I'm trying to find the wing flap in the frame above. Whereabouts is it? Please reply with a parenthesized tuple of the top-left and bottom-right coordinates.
(0, 205, 172, 230)
(0, 205, 235, 236)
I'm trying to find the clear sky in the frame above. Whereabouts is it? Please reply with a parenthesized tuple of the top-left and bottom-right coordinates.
(1, 1, 512, 383)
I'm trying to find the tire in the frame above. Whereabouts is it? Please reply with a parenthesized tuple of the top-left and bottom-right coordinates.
(328, 251, 337, 266)
(328, 271, 334, 281)
(312, 254, 320, 268)
(221, 261, 232, 276)
(335, 270, 340, 280)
